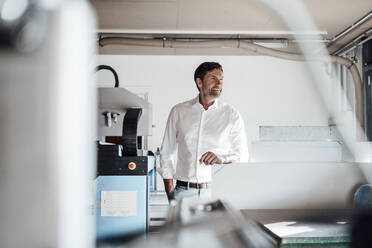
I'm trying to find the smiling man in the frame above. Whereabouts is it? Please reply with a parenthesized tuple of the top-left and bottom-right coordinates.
(158, 62, 249, 201)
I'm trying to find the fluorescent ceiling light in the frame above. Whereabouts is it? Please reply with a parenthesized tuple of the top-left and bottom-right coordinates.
(255, 41, 288, 48)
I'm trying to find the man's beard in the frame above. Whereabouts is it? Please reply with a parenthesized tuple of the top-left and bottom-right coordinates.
(200, 81, 222, 99)
(209, 88, 222, 98)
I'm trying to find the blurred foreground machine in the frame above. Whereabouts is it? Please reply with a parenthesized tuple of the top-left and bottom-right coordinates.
(95, 65, 155, 240)
(98, 199, 281, 248)
(98, 197, 359, 248)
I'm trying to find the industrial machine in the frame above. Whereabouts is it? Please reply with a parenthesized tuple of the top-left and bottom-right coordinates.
(95, 65, 155, 240)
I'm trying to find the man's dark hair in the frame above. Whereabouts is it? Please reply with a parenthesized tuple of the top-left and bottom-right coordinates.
(194, 62, 223, 91)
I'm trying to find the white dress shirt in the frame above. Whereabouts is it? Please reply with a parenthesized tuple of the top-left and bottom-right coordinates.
(158, 95, 249, 183)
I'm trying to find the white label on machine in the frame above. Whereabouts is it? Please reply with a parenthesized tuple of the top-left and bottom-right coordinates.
(101, 191, 137, 217)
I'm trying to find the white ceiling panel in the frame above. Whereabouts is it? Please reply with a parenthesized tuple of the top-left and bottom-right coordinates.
(91, 0, 372, 55)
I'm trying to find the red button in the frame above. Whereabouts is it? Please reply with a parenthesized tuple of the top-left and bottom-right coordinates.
(128, 162, 136, 170)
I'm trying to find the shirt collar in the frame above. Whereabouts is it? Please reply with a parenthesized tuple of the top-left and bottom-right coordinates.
(192, 94, 220, 110)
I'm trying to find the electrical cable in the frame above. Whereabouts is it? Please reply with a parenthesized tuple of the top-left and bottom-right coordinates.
(96, 64, 120, 88)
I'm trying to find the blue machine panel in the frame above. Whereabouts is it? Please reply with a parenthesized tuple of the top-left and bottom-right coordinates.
(95, 175, 148, 240)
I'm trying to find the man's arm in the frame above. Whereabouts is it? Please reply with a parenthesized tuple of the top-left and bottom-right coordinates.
(228, 111, 249, 162)
(157, 107, 178, 199)
(199, 111, 248, 165)
(163, 179, 174, 199)
(199, 151, 236, 165)
(199, 151, 223, 165)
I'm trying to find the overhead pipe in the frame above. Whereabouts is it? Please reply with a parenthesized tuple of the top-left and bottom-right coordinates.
(328, 12, 372, 55)
(334, 28, 372, 56)
(99, 36, 363, 126)
(327, 12, 372, 48)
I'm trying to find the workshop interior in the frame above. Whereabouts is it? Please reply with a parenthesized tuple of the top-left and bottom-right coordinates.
(1, 0, 372, 247)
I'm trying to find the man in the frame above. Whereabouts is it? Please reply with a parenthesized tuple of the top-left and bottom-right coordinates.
(158, 62, 249, 201)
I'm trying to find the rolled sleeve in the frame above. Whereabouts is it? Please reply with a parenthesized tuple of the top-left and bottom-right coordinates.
(228, 111, 249, 163)
(158, 107, 178, 179)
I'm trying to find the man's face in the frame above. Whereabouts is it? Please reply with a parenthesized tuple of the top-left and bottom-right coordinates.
(197, 69, 224, 100)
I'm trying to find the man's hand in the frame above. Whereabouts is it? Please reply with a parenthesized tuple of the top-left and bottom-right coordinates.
(199, 151, 222, 165)
(163, 179, 174, 199)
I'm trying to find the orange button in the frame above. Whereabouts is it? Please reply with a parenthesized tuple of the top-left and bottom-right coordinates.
(128, 162, 136, 170)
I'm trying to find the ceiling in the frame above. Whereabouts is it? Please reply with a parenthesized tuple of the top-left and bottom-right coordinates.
(90, 0, 372, 55)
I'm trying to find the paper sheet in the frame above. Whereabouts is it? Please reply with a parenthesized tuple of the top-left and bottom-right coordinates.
(101, 190, 137, 217)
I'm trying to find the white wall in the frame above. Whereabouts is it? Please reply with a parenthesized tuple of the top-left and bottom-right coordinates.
(96, 55, 330, 153)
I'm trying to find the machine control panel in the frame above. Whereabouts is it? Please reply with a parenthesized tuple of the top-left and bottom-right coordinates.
(97, 155, 148, 175)
(97, 143, 149, 175)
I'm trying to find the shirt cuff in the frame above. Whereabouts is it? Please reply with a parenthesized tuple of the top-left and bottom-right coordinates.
(218, 154, 240, 164)
(217, 155, 227, 164)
